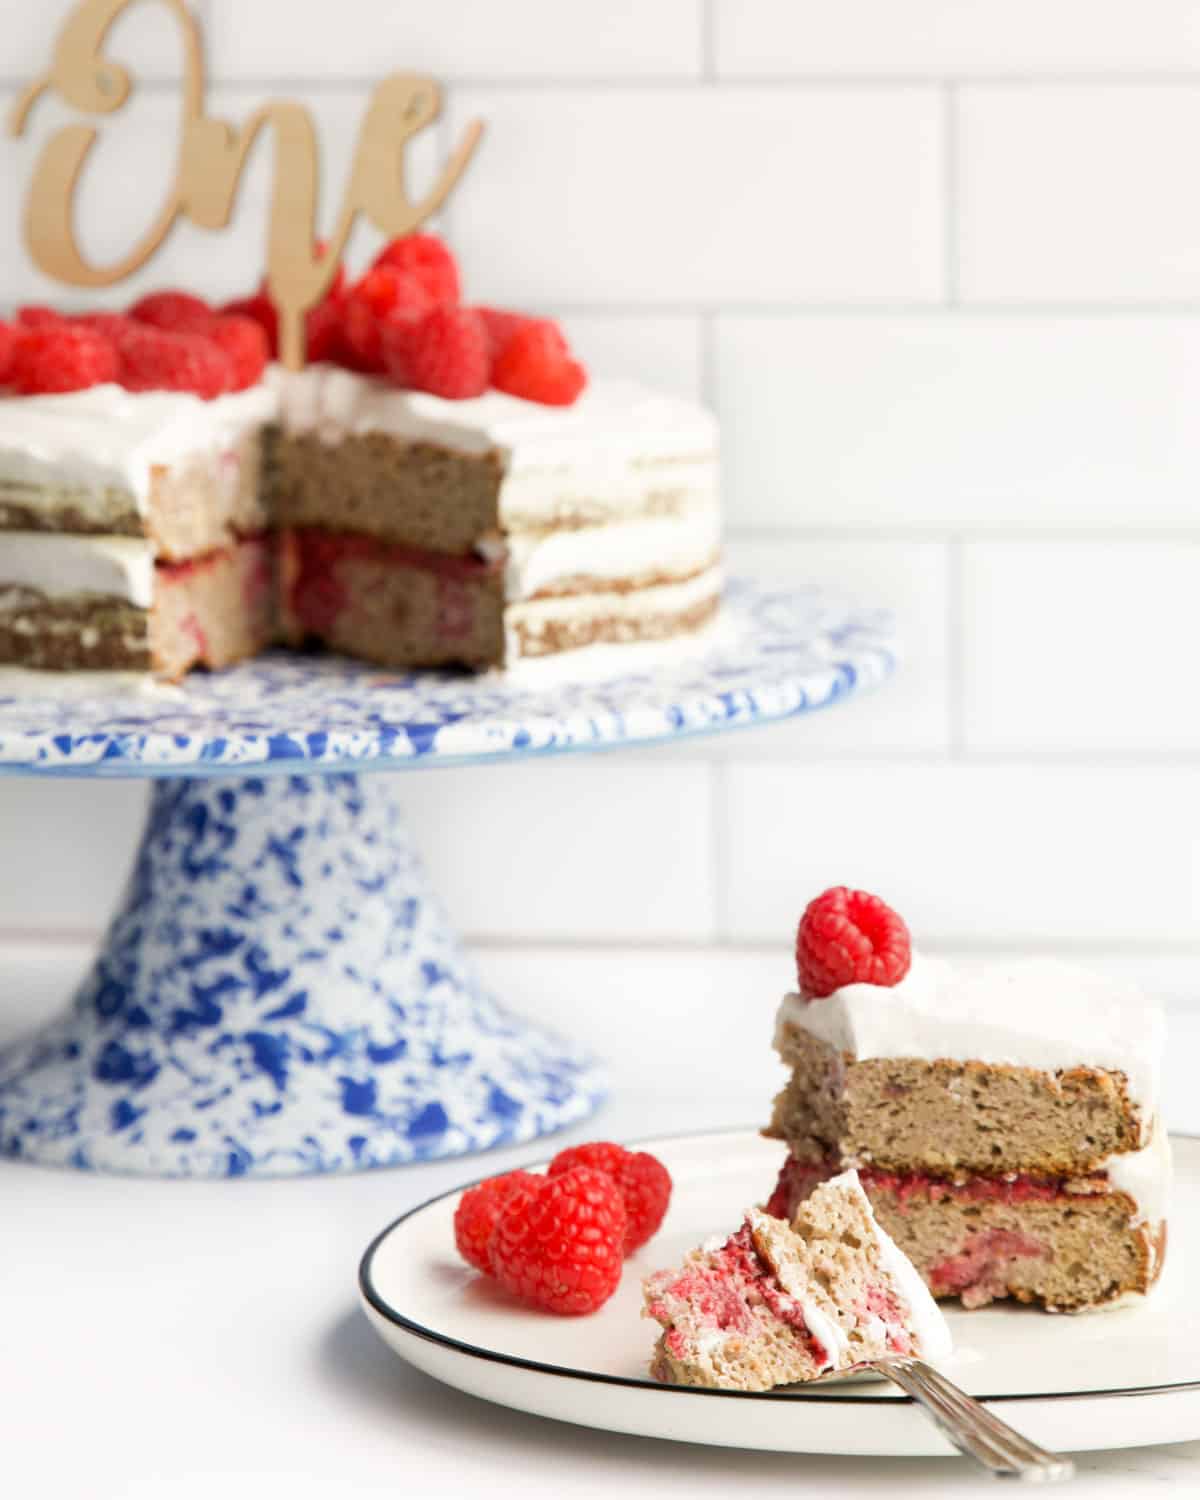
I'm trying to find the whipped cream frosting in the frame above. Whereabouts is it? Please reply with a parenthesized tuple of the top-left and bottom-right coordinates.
(502, 494, 720, 601)
(775, 954, 1165, 1127)
(277, 365, 718, 527)
(0, 382, 278, 516)
(0, 532, 153, 607)
(1102, 1114, 1171, 1228)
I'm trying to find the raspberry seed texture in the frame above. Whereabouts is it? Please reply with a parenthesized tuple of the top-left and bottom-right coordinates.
(795, 886, 912, 1000)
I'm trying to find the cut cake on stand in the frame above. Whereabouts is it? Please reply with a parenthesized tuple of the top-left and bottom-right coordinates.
(0, 236, 721, 678)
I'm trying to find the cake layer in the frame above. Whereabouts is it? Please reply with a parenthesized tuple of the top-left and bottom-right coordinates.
(276, 367, 719, 536)
(773, 955, 1161, 1175)
(0, 383, 277, 541)
(0, 536, 273, 676)
(278, 528, 506, 670)
(768, 1028, 1145, 1178)
(271, 430, 504, 556)
(155, 540, 275, 679)
(506, 565, 721, 659)
(502, 494, 720, 602)
(644, 1172, 950, 1391)
(766, 1126, 1170, 1312)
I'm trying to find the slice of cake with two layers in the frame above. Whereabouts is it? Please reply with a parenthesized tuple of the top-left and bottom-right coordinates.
(273, 369, 721, 669)
(768, 890, 1169, 1313)
(643, 1168, 951, 1391)
(0, 383, 277, 677)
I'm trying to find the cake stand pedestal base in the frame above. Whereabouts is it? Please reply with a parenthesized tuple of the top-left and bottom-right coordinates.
(0, 773, 605, 1177)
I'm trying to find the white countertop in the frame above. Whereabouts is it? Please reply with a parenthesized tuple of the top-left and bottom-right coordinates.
(2, 940, 1198, 1499)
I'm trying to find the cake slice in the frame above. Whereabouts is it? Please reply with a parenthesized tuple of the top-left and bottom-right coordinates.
(767, 887, 1170, 1312)
(642, 1170, 951, 1391)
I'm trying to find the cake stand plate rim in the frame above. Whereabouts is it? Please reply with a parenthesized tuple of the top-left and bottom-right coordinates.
(0, 579, 897, 777)
(358, 1127, 1200, 1458)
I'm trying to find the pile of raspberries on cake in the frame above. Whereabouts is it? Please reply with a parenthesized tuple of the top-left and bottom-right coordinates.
(0, 232, 586, 406)
(454, 1141, 672, 1316)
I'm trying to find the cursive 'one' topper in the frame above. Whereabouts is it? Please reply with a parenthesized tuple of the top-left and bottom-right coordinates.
(7, 0, 484, 368)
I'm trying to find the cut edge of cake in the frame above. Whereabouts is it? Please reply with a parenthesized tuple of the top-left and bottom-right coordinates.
(642, 1169, 951, 1392)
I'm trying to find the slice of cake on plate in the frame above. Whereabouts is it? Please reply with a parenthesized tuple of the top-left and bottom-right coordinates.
(643, 1169, 951, 1390)
(765, 887, 1170, 1312)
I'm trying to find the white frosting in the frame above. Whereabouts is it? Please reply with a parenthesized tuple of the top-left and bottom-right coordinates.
(0, 531, 153, 607)
(504, 564, 721, 659)
(504, 495, 719, 601)
(0, 382, 277, 514)
(776, 953, 1165, 1128)
(277, 365, 718, 527)
(1101, 1114, 1171, 1228)
(833, 1171, 953, 1363)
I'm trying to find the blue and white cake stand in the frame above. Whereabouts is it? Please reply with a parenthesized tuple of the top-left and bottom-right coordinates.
(0, 580, 894, 1178)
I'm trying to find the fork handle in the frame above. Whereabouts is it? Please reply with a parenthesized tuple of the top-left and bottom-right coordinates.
(875, 1358, 1075, 1483)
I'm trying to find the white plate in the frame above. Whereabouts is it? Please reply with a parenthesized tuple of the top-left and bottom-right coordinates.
(359, 1130, 1200, 1457)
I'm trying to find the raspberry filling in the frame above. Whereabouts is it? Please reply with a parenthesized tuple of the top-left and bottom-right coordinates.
(283, 526, 502, 638)
(648, 1222, 828, 1368)
(928, 1229, 1049, 1309)
(768, 1153, 1083, 1220)
(766, 1155, 1060, 1310)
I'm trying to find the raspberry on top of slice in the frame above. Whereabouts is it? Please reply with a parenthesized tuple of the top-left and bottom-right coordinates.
(795, 886, 911, 1000)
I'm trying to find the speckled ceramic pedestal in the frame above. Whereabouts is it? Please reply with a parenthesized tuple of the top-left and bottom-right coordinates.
(0, 772, 604, 1175)
(0, 581, 896, 1176)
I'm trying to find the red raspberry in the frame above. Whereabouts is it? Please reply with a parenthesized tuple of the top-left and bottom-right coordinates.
(129, 289, 214, 334)
(73, 311, 138, 341)
(304, 296, 343, 363)
(453, 1169, 539, 1275)
(384, 305, 489, 399)
(16, 306, 64, 328)
(118, 324, 232, 399)
(492, 319, 587, 406)
(373, 232, 460, 307)
(219, 294, 279, 356)
(490, 1166, 626, 1316)
(209, 315, 269, 390)
(10, 323, 119, 394)
(0, 320, 16, 383)
(342, 265, 434, 373)
(476, 306, 532, 360)
(548, 1141, 672, 1255)
(795, 886, 912, 1000)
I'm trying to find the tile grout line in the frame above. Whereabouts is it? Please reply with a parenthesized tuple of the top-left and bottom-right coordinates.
(9, 928, 1200, 960)
(50, 73, 1200, 92)
(698, 306, 729, 941)
(942, 81, 959, 306)
(699, 0, 716, 81)
(948, 538, 968, 759)
(723, 527, 1200, 543)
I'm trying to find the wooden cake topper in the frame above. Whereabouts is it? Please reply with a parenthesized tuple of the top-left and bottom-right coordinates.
(8, 0, 483, 368)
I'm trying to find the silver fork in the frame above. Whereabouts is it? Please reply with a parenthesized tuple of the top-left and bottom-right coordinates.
(872, 1357, 1076, 1482)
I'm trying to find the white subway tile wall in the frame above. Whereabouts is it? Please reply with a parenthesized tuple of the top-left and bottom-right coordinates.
(1, 2, 1199, 974)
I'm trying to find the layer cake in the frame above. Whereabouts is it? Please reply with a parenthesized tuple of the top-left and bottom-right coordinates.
(766, 888, 1169, 1312)
(0, 371, 720, 676)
